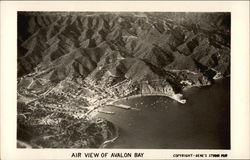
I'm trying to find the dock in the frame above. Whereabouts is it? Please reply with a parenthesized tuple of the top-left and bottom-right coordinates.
(109, 104, 131, 109)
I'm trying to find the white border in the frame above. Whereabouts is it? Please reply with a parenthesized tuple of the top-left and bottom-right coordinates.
(1, 1, 249, 160)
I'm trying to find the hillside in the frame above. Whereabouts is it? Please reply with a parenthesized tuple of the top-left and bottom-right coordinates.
(17, 12, 230, 148)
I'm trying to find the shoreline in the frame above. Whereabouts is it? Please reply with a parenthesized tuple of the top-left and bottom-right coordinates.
(88, 80, 227, 148)
(99, 123, 120, 148)
(88, 80, 223, 119)
(110, 93, 187, 105)
(97, 78, 230, 149)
